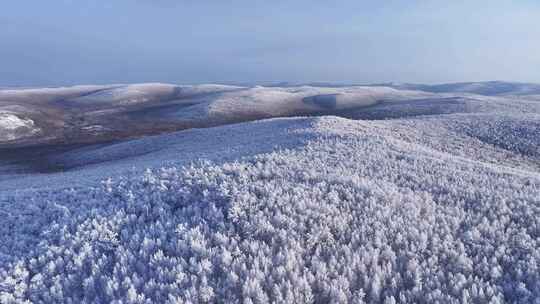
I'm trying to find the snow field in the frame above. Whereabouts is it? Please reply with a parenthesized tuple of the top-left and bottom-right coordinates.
(0, 112, 40, 142)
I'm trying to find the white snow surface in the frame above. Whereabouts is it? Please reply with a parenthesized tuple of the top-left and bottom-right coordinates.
(169, 86, 431, 122)
(0, 112, 40, 142)
(1, 87, 540, 303)
(69, 83, 243, 106)
(0, 83, 242, 108)
(0, 85, 116, 104)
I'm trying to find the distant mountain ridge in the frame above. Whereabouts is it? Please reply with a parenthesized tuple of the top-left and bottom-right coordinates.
(0, 83, 430, 148)
(252, 81, 540, 96)
(1, 81, 540, 148)
(370, 81, 540, 96)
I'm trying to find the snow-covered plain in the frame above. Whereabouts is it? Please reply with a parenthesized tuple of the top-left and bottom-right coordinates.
(1, 83, 540, 303)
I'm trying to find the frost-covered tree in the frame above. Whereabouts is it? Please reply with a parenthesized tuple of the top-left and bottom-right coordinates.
(1, 112, 540, 303)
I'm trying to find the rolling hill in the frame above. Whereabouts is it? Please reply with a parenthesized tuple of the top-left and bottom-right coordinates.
(1, 82, 540, 303)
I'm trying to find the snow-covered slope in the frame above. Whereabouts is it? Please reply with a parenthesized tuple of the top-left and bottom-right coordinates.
(0, 112, 40, 142)
(383, 81, 540, 96)
(69, 83, 242, 106)
(0, 83, 246, 148)
(1, 89, 540, 302)
(167, 86, 430, 124)
(0, 84, 436, 147)
(3, 82, 540, 148)
(0, 85, 116, 104)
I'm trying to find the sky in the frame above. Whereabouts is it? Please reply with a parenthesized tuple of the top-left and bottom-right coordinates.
(1, 0, 540, 86)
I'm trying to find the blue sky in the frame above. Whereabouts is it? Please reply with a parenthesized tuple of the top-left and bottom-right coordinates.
(1, 0, 540, 86)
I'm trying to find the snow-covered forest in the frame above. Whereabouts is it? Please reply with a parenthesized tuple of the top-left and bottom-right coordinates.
(1, 83, 540, 303)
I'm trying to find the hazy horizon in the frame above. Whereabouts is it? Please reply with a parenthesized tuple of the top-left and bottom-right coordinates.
(2, 1, 540, 86)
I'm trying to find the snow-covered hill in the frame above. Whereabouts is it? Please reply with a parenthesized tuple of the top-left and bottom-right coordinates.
(381, 81, 540, 96)
(1, 83, 540, 303)
(0, 112, 40, 142)
(3, 81, 540, 148)
(0, 83, 435, 147)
